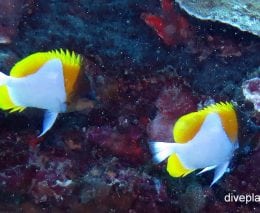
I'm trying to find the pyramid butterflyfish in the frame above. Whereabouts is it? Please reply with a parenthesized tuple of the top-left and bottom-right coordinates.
(149, 102, 239, 186)
(0, 49, 95, 137)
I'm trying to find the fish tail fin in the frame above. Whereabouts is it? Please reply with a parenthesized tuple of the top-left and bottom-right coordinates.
(149, 142, 177, 164)
(0, 72, 9, 86)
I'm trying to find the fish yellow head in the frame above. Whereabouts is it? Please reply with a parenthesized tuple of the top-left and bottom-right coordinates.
(0, 49, 93, 136)
(149, 102, 239, 185)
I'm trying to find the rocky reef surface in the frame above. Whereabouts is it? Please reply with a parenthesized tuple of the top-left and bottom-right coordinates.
(175, 0, 260, 37)
(0, 0, 259, 212)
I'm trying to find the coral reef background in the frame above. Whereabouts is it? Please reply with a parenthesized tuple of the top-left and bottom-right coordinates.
(0, 0, 259, 212)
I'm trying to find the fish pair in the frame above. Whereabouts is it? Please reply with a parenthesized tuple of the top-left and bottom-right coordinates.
(149, 102, 239, 185)
(0, 49, 94, 136)
(0, 49, 239, 185)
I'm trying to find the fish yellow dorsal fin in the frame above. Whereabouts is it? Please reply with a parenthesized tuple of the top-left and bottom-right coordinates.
(173, 102, 238, 143)
(167, 154, 194, 177)
(10, 49, 83, 101)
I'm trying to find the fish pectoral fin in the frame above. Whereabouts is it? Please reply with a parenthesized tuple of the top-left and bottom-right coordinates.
(38, 110, 59, 137)
(210, 161, 230, 187)
(197, 165, 217, 175)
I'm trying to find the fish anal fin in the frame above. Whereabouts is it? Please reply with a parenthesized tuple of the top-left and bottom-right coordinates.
(0, 85, 15, 110)
(0, 85, 25, 112)
(210, 161, 230, 186)
(10, 106, 25, 113)
(38, 110, 58, 137)
(173, 112, 205, 143)
(167, 154, 194, 177)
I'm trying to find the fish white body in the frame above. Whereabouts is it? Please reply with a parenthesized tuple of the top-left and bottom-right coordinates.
(0, 49, 86, 137)
(7, 59, 66, 113)
(0, 59, 67, 136)
(173, 113, 237, 169)
(150, 110, 239, 186)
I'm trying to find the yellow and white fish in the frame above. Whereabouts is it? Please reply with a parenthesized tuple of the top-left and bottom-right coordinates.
(0, 49, 93, 137)
(149, 102, 239, 186)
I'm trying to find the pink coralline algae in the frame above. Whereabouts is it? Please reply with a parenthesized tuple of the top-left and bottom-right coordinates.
(0, 70, 200, 210)
(224, 148, 260, 196)
(191, 35, 244, 62)
(29, 157, 74, 204)
(72, 158, 173, 212)
(0, 132, 76, 204)
(148, 79, 198, 142)
(242, 77, 260, 112)
(0, 130, 174, 211)
(212, 144, 260, 212)
(0, 0, 259, 211)
(87, 72, 199, 165)
(141, 0, 193, 46)
(86, 126, 145, 164)
(0, 126, 95, 205)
